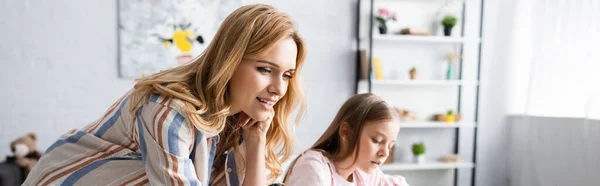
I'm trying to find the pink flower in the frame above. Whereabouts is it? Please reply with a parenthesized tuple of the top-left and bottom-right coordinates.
(378, 8, 389, 17)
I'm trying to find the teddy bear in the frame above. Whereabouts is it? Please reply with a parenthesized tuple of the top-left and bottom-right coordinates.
(9, 133, 42, 176)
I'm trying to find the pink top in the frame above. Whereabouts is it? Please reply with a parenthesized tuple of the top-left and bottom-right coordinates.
(285, 150, 410, 186)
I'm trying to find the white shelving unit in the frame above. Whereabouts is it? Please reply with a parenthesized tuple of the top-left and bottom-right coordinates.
(372, 35, 480, 44)
(355, 0, 483, 185)
(359, 80, 478, 86)
(381, 162, 475, 171)
(401, 121, 476, 128)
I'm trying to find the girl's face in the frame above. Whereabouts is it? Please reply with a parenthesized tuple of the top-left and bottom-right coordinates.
(228, 37, 297, 122)
(354, 120, 400, 173)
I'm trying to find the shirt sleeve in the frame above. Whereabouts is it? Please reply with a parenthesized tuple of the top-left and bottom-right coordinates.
(284, 153, 330, 186)
(136, 101, 203, 186)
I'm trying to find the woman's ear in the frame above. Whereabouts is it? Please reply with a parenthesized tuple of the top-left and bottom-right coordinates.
(339, 122, 352, 141)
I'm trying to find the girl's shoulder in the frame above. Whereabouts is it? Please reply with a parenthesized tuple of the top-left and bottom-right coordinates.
(291, 150, 337, 175)
(297, 150, 332, 165)
(285, 150, 335, 185)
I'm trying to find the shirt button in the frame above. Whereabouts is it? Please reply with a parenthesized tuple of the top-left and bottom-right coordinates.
(227, 168, 232, 173)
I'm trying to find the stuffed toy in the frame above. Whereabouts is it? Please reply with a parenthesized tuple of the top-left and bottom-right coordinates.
(9, 133, 42, 176)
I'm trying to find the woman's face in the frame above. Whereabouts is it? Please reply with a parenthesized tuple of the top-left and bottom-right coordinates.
(228, 37, 297, 122)
(354, 120, 400, 173)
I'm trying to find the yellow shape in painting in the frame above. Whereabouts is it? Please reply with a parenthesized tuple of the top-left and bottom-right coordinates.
(172, 29, 193, 52)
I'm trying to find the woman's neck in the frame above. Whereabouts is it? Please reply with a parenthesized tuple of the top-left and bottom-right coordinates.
(332, 157, 357, 182)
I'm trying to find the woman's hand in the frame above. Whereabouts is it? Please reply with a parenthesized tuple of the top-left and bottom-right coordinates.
(237, 110, 273, 186)
(239, 110, 274, 145)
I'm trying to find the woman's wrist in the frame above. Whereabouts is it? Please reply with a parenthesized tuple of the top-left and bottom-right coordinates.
(245, 136, 266, 151)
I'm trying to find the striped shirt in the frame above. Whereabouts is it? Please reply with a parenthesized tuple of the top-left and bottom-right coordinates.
(23, 90, 232, 186)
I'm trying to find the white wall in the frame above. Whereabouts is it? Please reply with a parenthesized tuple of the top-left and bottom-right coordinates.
(475, 0, 512, 185)
(0, 0, 357, 157)
(508, 116, 600, 186)
(0, 0, 133, 156)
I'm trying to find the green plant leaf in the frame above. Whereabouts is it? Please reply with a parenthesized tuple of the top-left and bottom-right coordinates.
(411, 142, 426, 155)
(442, 15, 458, 27)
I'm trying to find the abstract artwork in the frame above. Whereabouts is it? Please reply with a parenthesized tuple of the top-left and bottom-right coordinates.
(118, 0, 243, 78)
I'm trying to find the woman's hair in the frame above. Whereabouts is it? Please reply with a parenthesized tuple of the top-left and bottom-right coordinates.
(284, 93, 398, 182)
(128, 4, 306, 180)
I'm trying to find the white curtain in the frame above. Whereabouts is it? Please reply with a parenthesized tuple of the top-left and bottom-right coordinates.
(506, 0, 600, 119)
(496, 0, 600, 185)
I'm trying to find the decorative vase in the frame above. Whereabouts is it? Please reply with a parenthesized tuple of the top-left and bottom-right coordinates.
(379, 25, 388, 34)
(443, 26, 453, 36)
(446, 62, 452, 80)
(414, 155, 426, 164)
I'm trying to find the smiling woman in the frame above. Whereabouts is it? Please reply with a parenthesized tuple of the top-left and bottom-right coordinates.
(23, 4, 306, 186)
(228, 37, 298, 122)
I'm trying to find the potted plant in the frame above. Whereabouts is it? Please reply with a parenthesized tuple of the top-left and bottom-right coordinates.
(441, 15, 457, 36)
(375, 8, 397, 34)
(445, 110, 455, 123)
(412, 142, 426, 164)
(409, 66, 417, 80)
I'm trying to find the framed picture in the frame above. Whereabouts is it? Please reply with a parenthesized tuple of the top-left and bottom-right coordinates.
(118, 0, 243, 78)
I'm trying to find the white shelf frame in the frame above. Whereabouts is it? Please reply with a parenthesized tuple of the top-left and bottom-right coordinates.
(400, 121, 476, 128)
(359, 79, 479, 86)
(372, 34, 481, 44)
(380, 162, 475, 171)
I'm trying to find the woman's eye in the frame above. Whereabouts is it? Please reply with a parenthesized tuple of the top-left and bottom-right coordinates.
(283, 73, 293, 80)
(257, 67, 271, 74)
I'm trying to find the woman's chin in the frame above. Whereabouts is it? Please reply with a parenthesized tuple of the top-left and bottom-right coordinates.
(244, 110, 270, 122)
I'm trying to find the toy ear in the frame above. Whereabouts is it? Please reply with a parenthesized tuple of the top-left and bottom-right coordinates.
(27, 133, 37, 141)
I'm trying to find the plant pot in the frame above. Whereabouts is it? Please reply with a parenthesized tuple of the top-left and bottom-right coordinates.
(443, 26, 453, 36)
(409, 71, 416, 80)
(379, 26, 388, 34)
(414, 155, 426, 164)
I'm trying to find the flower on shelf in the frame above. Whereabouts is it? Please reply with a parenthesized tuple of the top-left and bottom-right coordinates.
(375, 8, 397, 34)
(444, 52, 461, 62)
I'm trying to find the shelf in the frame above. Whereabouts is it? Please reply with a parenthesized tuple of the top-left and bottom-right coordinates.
(359, 80, 478, 86)
(380, 162, 475, 171)
(372, 35, 481, 44)
(401, 121, 476, 128)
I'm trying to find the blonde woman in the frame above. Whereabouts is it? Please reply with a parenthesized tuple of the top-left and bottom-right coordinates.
(24, 4, 306, 186)
(284, 93, 409, 186)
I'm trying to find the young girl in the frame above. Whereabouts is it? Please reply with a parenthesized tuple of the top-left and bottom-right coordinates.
(284, 93, 409, 186)
(24, 4, 306, 186)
